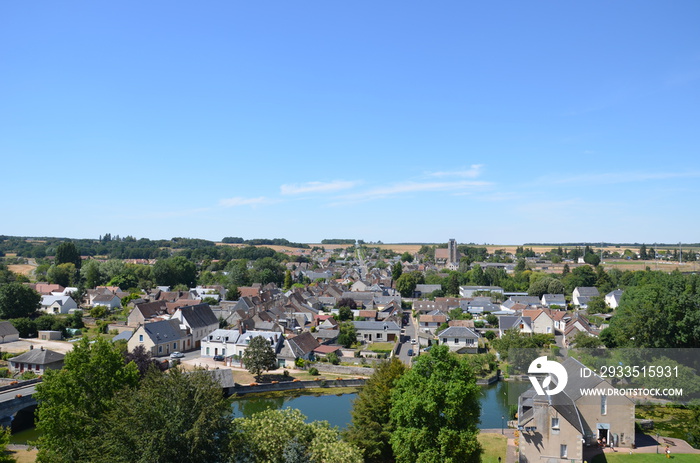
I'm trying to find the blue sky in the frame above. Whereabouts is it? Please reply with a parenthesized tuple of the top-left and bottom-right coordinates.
(2, 2, 699, 244)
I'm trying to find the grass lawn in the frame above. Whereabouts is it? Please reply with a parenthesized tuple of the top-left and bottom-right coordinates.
(478, 432, 507, 463)
(592, 453, 700, 463)
(636, 405, 698, 441)
(368, 342, 395, 352)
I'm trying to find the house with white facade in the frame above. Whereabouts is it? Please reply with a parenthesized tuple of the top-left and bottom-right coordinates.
(605, 289, 623, 309)
(572, 287, 600, 308)
(353, 320, 401, 343)
(40, 295, 78, 315)
(437, 326, 480, 354)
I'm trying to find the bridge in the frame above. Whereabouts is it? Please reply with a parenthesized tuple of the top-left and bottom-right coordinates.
(0, 382, 39, 428)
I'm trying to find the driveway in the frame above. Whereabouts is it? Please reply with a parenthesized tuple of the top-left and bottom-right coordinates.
(2, 338, 75, 354)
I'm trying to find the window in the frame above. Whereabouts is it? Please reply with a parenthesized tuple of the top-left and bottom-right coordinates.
(601, 395, 607, 415)
(376, 333, 382, 339)
(139, 334, 143, 342)
(158, 346, 162, 353)
(551, 417, 559, 429)
(560, 445, 567, 458)
(173, 342, 177, 350)
(206, 347, 210, 355)
(454, 338, 459, 344)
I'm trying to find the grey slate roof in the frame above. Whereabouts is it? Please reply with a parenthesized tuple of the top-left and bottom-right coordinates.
(11, 348, 65, 365)
(352, 321, 400, 331)
(499, 315, 532, 331)
(437, 326, 480, 339)
(178, 304, 218, 329)
(111, 330, 134, 343)
(574, 287, 600, 297)
(143, 319, 185, 343)
(0, 321, 19, 337)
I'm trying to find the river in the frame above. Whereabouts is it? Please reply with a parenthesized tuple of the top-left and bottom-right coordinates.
(11, 381, 529, 444)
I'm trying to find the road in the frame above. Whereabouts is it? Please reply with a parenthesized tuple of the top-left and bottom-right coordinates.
(396, 312, 417, 365)
(0, 384, 37, 402)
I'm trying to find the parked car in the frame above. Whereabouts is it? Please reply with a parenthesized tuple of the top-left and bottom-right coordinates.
(213, 355, 224, 361)
(410, 339, 417, 345)
(407, 349, 414, 357)
(170, 351, 185, 359)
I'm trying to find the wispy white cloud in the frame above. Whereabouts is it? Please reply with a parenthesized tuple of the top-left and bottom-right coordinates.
(427, 164, 484, 178)
(280, 180, 359, 195)
(332, 180, 491, 205)
(219, 196, 271, 208)
(551, 171, 700, 185)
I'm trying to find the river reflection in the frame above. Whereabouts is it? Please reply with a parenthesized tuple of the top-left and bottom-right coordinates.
(230, 381, 530, 430)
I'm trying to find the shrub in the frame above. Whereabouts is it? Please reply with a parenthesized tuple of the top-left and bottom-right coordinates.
(295, 358, 306, 368)
(283, 369, 290, 377)
(19, 371, 37, 380)
(308, 367, 319, 376)
(0, 368, 9, 378)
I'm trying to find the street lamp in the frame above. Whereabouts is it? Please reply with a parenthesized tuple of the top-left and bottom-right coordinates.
(656, 433, 660, 453)
(501, 415, 505, 435)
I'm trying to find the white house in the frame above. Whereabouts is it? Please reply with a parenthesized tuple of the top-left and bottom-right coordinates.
(90, 294, 122, 310)
(40, 295, 78, 315)
(605, 289, 623, 309)
(437, 326, 480, 353)
(200, 329, 284, 360)
(498, 315, 533, 337)
(541, 293, 566, 308)
(572, 287, 600, 308)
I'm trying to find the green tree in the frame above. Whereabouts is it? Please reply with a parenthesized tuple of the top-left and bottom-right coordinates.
(395, 273, 417, 298)
(338, 305, 353, 322)
(153, 256, 197, 288)
(570, 331, 603, 348)
(9, 318, 36, 338)
(583, 252, 601, 266)
(242, 336, 278, 380)
(55, 241, 81, 269)
(47, 263, 77, 287)
(80, 259, 105, 289)
(400, 252, 413, 263)
(337, 321, 358, 348)
(389, 345, 481, 463)
(470, 264, 487, 286)
(35, 337, 140, 462)
(231, 408, 363, 463)
(0, 426, 15, 463)
(446, 273, 460, 296)
(95, 369, 230, 463)
(0, 283, 40, 319)
(346, 358, 406, 462)
(391, 262, 403, 281)
(284, 270, 293, 290)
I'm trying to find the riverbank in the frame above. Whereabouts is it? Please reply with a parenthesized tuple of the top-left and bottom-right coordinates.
(231, 386, 363, 400)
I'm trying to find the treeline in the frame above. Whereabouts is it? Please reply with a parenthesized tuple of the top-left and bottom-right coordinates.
(0, 235, 303, 262)
(321, 239, 356, 245)
(525, 241, 700, 248)
(222, 237, 310, 248)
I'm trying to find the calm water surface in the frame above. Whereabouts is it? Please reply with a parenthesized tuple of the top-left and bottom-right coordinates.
(11, 381, 530, 444)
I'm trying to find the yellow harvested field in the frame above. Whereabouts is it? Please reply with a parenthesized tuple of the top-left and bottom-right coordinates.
(8, 264, 35, 276)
